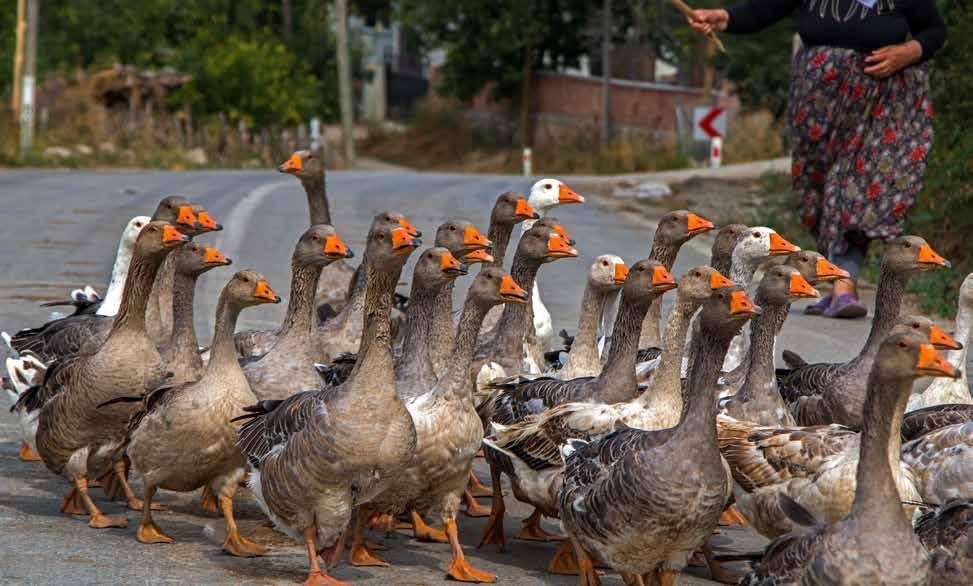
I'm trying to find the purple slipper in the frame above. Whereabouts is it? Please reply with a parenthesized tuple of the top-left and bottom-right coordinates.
(804, 295, 832, 315)
(823, 294, 868, 319)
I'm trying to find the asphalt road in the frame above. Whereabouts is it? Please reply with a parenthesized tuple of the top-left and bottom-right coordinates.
(0, 169, 872, 585)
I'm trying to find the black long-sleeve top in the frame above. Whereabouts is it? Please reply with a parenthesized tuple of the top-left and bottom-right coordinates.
(725, 0, 947, 60)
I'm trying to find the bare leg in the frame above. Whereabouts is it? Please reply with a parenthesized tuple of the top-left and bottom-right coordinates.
(463, 488, 491, 517)
(72, 477, 128, 529)
(445, 518, 496, 583)
(111, 459, 162, 511)
(348, 506, 389, 567)
(468, 470, 492, 497)
(621, 573, 646, 586)
(547, 540, 580, 575)
(476, 461, 506, 551)
(136, 485, 173, 544)
(198, 485, 219, 514)
(572, 538, 601, 586)
(658, 569, 679, 586)
(221, 494, 267, 557)
(412, 510, 448, 543)
(19, 441, 42, 462)
(303, 524, 350, 586)
(515, 508, 564, 542)
(59, 486, 88, 515)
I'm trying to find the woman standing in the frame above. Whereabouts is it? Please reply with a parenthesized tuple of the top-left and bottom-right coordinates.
(690, 1, 946, 318)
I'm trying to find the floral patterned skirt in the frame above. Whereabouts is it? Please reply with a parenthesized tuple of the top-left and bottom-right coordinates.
(789, 45, 934, 258)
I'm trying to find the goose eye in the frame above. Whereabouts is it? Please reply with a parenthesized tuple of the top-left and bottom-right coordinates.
(753, 233, 761, 239)
(694, 271, 701, 277)
(449, 226, 456, 231)
(904, 242, 912, 248)
(898, 341, 907, 348)
(601, 261, 608, 266)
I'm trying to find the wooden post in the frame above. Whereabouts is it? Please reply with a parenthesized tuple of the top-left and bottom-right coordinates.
(335, 0, 356, 168)
(12, 0, 25, 118)
(600, 0, 612, 148)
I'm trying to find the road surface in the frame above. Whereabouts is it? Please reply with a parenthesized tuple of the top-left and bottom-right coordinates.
(0, 169, 870, 585)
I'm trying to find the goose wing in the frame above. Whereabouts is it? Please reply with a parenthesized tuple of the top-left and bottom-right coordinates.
(902, 404, 973, 442)
(486, 375, 594, 426)
(236, 391, 325, 466)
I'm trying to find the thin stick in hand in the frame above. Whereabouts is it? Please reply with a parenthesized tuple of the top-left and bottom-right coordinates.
(671, 0, 727, 53)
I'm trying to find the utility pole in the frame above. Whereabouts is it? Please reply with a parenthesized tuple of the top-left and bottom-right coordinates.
(335, 0, 356, 168)
(600, 0, 612, 149)
(20, 0, 38, 156)
(11, 0, 26, 118)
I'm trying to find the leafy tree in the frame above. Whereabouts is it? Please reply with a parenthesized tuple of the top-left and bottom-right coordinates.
(398, 0, 591, 146)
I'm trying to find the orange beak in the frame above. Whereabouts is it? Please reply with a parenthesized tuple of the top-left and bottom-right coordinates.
(769, 233, 800, 256)
(515, 198, 540, 220)
(730, 290, 760, 318)
(398, 216, 421, 238)
(551, 224, 575, 245)
(278, 153, 302, 173)
(613, 263, 629, 285)
(440, 251, 469, 278)
(547, 234, 579, 259)
(710, 271, 735, 290)
(463, 225, 491, 251)
(815, 257, 850, 282)
(391, 227, 421, 255)
(499, 275, 529, 303)
(789, 272, 820, 300)
(651, 266, 678, 292)
(324, 234, 352, 260)
(176, 205, 199, 229)
(253, 280, 281, 304)
(686, 213, 715, 236)
(203, 246, 231, 266)
(918, 244, 950, 270)
(162, 225, 189, 247)
(462, 249, 494, 264)
(916, 343, 960, 378)
(929, 326, 962, 351)
(196, 211, 222, 231)
(558, 183, 585, 204)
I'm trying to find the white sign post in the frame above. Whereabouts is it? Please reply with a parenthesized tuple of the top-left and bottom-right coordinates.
(710, 137, 722, 169)
(19, 75, 34, 155)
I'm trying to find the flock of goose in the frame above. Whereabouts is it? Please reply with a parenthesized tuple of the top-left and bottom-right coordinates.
(1, 149, 971, 586)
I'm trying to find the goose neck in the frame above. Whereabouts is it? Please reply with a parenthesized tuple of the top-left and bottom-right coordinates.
(677, 324, 737, 442)
(738, 297, 786, 402)
(485, 221, 514, 268)
(98, 238, 136, 316)
(203, 291, 245, 381)
(301, 175, 331, 226)
(594, 291, 654, 403)
(109, 249, 168, 337)
(860, 269, 906, 360)
(277, 261, 324, 344)
(437, 297, 491, 400)
(346, 263, 399, 387)
(636, 296, 699, 408)
(168, 271, 202, 360)
(562, 284, 611, 374)
(496, 256, 540, 350)
(396, 279, 441, 385)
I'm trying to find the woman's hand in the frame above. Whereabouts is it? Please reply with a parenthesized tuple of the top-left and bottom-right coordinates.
(687, 9, 729, 35)
(864, 41, 922, 78)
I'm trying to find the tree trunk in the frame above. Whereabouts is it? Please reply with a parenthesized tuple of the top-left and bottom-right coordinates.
(520, 44, 534, 149)
(12, 0, 26, 119)
(335, 0, 356, 167)
(282, 0, 293, 42)
(600, 0, 612, 148)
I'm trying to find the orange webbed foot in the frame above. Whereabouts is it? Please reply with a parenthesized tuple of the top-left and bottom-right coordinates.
(476, 513, 506, 551)
(349, 543, 389, 567)
(467, 472, 492, 498)
(515, 520, 564, 542)
(304, 570, 351, 586)
(59, 488, 87, 516)
(413, 513, 449, 544)
(19, 441, 42, 462)
(223, 530, 267, 557)
(136, 520, 173, 544)
(547, 541, 580, 575)
(447, 557, 497, 583)
(89, 513, 129, 529)
(464, 492, 492, 518)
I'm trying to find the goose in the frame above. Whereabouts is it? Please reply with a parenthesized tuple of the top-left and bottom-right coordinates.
(477, 260, 677, 551)
(709, 224, 748, 276)
(2, 350, 46, 460)
(553, 255, 627, 379)
(240, 225, 354, 400)
(35, 216, 150, 318)
(118, 270, 280, 556)
(741, 332, 958, 585)
(557, 286, 759, 586)
(351, 268, 528, 581)
(482, 191, 540, 269)
(480, 265, 727, 561)
(9, 197, 203, 363)
(720, 266, 821, 426)
(909, 272, 973, 410)
(717, 316, 960, 540)
(159, 243, 233, 385)
(780, 236, 951, 427)
(915, 498, 973, 580)
(25, 221, 189, 528)
(901, 417, 973, 507)
(637, 210, 714, 349)
(235, 223, 421, 586)
(519, 179, 585, 352)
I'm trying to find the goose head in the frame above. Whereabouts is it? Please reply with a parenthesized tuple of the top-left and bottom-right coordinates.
(622, 259, 678, 304)
(152, 196, 201, 232)
(880, 332, 959, 380)
(367, 224, 422, 271)
(523, 179, 584, 230)
(883, 236, 949, 275)
(731, 227, 799, 273)
(174, 242, 232, 279)
(227, 270, 282, 308)
(654, 210, 715, 247)
(120, 216, 151, 253)
(677, 266, 735, 303)
(136, 221, 191, 260)
(413, 247, 469, 292)
(435, 219, 492, 260)
(372, 210, 421, 239)
(703, 285, 761, 337)
(892, 315, 962, 351)
(784, 250, 849, 284)
(278, 149, 325, 181)
(588, 255, 627, 293)
(295, 224, 353, 267)
(534, 217, 575, 246)
(471, 266, 529, 306)
(758, 265, 820, 306)
(491, 191, 540, 228)
(710, 223, 748, 264)
(190, 204, 222, 234)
